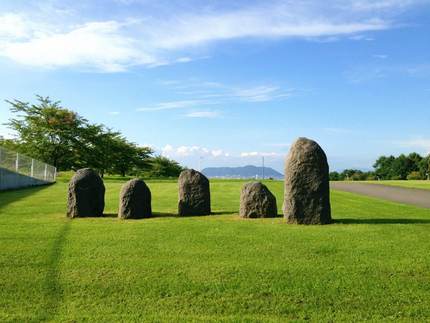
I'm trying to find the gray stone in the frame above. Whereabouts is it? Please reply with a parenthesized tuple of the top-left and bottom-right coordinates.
(118, 179, 152, 219)
(283, 137, 331, 224)
(67, 168, 105, 218)
(178, 169, 211, 216)
(239, 182, 277, 218)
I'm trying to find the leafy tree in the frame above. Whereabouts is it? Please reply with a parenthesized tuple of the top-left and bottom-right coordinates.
(5, 96, 155, 176)
(419, 155, 430, 179)
(373, 155, 396, 180)
(329, 171, 340, 181)
(0, 137, 21, 152)
(145, 156, 184, 178)
(6, 96, 88, 169)
(110, 138, 152, 177)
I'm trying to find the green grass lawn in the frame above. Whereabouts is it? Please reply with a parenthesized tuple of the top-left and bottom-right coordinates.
(362, 180, 430, 190)
(0, 178, 429, 322)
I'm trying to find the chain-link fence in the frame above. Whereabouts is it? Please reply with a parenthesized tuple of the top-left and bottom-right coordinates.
(0, 147, 56, 183)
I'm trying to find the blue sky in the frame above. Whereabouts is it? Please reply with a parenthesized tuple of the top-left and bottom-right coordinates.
(0, 0, 429, 172)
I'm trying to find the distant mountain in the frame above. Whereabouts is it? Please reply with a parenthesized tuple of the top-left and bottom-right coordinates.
(202, 165, 283, 179)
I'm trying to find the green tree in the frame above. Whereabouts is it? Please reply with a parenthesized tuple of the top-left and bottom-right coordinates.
(329, 171, 340, 181)
(145, 156, 184, 178)
(6, 96, 88, 169)
(419, 155, 430, 179)
(373, 155, 396, 180)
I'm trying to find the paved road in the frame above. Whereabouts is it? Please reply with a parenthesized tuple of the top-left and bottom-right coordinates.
(330, 182, 430, 209)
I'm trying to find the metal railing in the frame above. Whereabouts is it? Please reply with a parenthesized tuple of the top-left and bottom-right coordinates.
(0, 147, 56, 182)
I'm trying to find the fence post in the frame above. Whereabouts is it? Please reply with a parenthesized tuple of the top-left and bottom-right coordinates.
(31, 159, 34, 177)
(54, 167, 57, 182)
(44, 164, 47, 181)
(15, 152, 19, 172)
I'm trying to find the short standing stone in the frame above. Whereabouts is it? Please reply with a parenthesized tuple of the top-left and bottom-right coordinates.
(118, 179, 152, 219)
(283, 137, 331, 224)
(67, 168, 105, 218)
(178, 169, 211, 216)
(239, 182, 277, 218)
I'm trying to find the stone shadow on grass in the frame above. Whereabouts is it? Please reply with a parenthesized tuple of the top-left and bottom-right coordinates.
(104, 212, 179, 218)
(334, 218, 430, 224)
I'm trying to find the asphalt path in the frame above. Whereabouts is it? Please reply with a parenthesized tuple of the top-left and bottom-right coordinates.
(330, 182, 430, 209)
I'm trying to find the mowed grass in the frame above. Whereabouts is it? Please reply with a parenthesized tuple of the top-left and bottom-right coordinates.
(362, 180, 430, 191)
(0, 178, 429, 322)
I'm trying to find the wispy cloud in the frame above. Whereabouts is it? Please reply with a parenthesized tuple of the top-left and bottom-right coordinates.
(234, 86, 292, 102)
(0, 0, 424, 71)
(345, 63, 430, 83)
(163, 79, 293, 102)
(137, 100, 207, 112)
(139, 80, 293, 113)
(185, 111, 220, 118)
(395, 138, 430, 153)
(373, 54, 388, 59)
(108, 111, 120, 115)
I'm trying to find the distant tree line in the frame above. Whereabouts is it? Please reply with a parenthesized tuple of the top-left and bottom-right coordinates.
(330, 153, 430, 181)
(0, 96, 183, 178)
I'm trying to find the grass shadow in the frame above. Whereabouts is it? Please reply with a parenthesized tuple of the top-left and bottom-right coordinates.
(0, 184, 53, 213)
(211, 211, 237, 215)
(103, 213, 118, 218)
(152, 212, 179, 218)
(334, 218, 430, 224)
(37, 220, 72, 321)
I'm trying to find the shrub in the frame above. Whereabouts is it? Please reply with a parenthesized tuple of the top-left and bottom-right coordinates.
(407, 171, 423, 180)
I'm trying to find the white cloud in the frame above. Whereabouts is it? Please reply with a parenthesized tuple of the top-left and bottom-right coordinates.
(0, 13, 33, 38)
(185, 111, 220, 118)
(349, 34, 375, 41)
(137, 100, 207, 112)
(160, 79, 294, 105)
(346, 63, 430, 83)
(0, 0, 422, 71)
(347, 0, 426, 11)
(234, 86, 292, 102)
(108, 111, 120, 115)
(395, 138, 430, 153)
(373, 54, 388, 59)
(161, 144, 228, 158)
(0, 20, 158, 71)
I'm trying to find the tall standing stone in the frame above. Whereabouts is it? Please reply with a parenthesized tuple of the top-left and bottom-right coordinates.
(239, 182, 278, 218)
(178, 169, 211, 216)
(118, 179, 152, 219)
(283, 137, 331, 224)
(67, 168, 105, 218)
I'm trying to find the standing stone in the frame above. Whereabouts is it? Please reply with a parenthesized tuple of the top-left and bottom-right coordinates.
(118, 179, 152, 219)
(239, 182, 278, 218)
(283, 137, 331, 224)
(67, 168, 105, 218)
(178, 169, 211, 216)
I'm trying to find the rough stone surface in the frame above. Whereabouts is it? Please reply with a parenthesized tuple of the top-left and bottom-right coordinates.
(239, 182, 277, 218)
(178, 169, 211, 216)
(283, 137, 331, 224)
(67, 168, 105, 218)
(118, 179, 152, 219)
